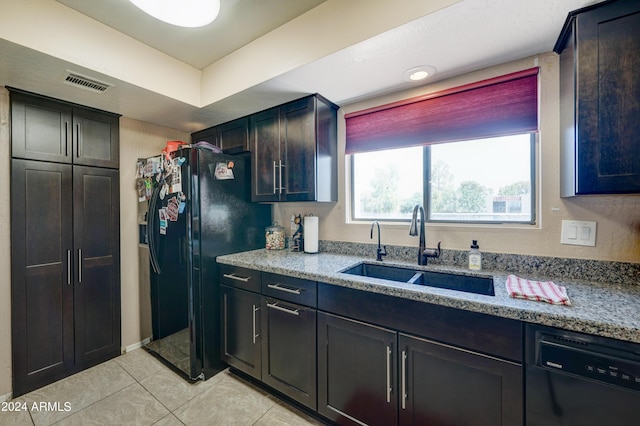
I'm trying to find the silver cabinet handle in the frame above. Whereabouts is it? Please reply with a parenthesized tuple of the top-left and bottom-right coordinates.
(78, 249, 82, 284)
(65, 122, 69, 157)
(272, 161, 277, 194)
(267, 302, 300, 316)
(252, 304, 260, 344)
(67, 249, 71, 285)
(402, 350, 407, 410)
(223, 273, 250, 282)
(278, 160, 284, 194)
(75, 123, 80, 157)
(267, 283, 301, 295)
(386, 345, 392, 403)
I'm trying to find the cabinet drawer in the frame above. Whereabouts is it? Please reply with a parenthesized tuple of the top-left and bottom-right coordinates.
(220, 265, 261, 293)
(262, 297, 317, 410)
(262, 273, 317, 307)
(318, 282, 522, 362)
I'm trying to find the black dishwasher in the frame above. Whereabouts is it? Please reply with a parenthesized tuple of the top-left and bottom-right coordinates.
(526, 324, 640, 426)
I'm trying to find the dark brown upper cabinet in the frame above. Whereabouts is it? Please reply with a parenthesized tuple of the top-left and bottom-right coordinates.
(250, 94, 338, 202)
(555, 0, 640, 196)
(10, 90, 120, 169)
(191, 116, 249, 153)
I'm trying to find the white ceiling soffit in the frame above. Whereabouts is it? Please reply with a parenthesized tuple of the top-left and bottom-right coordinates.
(1, 0, 603, 132)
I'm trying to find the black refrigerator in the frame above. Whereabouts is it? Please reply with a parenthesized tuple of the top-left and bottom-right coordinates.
(145, 146, 270, 381)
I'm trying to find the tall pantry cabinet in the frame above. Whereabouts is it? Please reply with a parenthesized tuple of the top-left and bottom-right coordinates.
(10, 89, 121, 397)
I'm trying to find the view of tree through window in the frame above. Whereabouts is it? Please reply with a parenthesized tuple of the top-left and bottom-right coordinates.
(352, 146, 423, 220)
(351, 134, 534, 223)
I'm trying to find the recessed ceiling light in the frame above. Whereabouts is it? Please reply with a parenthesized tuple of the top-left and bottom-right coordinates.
(129, 0, 220, 28)
(403, 65, 437, 82)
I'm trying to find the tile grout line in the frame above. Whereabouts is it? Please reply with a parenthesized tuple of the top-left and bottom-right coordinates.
(48, 382, 141, 426)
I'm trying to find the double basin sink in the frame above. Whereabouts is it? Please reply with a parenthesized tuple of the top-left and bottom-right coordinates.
(340, 262, 494, 296)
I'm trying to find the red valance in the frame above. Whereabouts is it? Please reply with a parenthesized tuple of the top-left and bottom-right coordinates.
(345, 67, 539, 154)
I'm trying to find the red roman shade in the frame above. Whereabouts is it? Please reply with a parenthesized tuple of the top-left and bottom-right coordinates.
(345, 67, 539, 154)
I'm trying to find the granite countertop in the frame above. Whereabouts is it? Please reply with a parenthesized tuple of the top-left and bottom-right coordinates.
(217, 249, 640, 344)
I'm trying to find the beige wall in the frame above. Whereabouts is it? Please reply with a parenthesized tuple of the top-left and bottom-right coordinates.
(274, 53, 640, 264)
(118, 118, 190, 350)
(0, 91, 189, 398)
(0, 89, 12, 399)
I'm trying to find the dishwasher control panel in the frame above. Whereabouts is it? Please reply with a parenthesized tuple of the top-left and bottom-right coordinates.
(539, 336, 640, 392)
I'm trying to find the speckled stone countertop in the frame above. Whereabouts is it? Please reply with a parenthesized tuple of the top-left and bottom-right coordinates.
(217, 249, 640, 344)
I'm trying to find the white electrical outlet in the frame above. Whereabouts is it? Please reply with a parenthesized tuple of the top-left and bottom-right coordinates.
(561, 220, 597, 246)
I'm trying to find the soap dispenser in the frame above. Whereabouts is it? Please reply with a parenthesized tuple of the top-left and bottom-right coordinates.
(468, 240, 482, 270)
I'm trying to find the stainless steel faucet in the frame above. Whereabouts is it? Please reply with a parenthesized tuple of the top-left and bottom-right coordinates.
(409, 205, 441, 265)
(370, 221, 387, 261)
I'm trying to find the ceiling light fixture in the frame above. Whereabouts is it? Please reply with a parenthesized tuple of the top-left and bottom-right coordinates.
(129, 0, 220, 28)
(403, 65, 437, 82)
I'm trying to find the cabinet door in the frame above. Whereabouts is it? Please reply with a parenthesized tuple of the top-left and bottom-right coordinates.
(572, 1, 640, 194)
(191, 127, 218, 147)
(262, 297, 317, 410)
(73, 107, 119, 168)
(11, 92, 73, 164)
(250, 107, 280, 202)
(221, 285, 262, 379)
(73, 166, 121, 367)
(11, 160, 74, 397)
(218, 117, 249, 153)
(318, 312, 398, 426)
(280, 96, 316, 201)
(398, 333, 522, 426)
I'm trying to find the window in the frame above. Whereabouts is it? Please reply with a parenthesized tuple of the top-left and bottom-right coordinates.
(351, 146, 423, 221)
(351, 133, 535, 223)
(346, 68, 539, 225)
(427, 134, 534, 223)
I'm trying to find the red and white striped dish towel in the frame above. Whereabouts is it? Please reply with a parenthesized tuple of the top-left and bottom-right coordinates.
(505, 274, 571, 306)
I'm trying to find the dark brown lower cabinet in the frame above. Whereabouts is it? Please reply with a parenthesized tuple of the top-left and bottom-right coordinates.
(318, 312, 398, 426)
(317, 311, 522, 426)
(262, 297, 317, 410)
(221, 285, 262, 379)
(398, 333, 522, 426)
(11, 160, 120, 397)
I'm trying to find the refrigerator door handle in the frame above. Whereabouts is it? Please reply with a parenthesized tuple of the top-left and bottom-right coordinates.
(148, 185, 161, 274)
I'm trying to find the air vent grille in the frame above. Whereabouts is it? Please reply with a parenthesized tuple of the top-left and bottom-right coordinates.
(64, 72, 113, 93)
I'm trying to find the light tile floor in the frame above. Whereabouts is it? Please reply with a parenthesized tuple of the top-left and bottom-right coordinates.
(1, 349, 325, 426)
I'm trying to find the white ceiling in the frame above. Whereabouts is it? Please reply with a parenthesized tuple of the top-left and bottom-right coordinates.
(1, 0, 602, 133)
(56, 0, 327, 69)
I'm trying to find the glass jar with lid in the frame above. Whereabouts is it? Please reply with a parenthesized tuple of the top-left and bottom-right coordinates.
(265, 222, 285, 250)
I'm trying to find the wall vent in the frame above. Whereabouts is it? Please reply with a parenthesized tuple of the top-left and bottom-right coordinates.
(63, 72, 113, 93)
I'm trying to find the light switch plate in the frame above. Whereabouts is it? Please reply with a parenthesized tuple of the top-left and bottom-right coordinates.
(561, 220, 597, 246)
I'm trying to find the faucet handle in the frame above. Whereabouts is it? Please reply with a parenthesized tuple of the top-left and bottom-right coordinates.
(377, 245, 387, 261)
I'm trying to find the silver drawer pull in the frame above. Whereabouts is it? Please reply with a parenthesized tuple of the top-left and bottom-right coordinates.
(223, 273, 250, 282)
(267, 302, 300, 316)
(267, 283, 302, 295)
